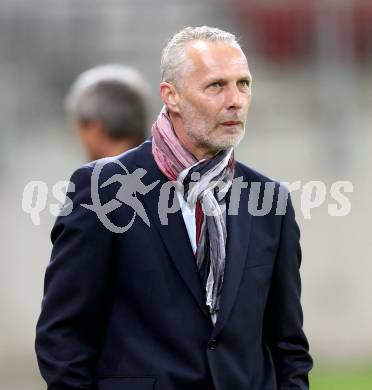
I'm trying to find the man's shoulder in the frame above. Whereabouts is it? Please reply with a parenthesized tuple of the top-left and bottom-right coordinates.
(235, 160, 280, 186)
(234, 161, 294, 219)
(66, 140, 152, 195)
(75, 139, 151, 176)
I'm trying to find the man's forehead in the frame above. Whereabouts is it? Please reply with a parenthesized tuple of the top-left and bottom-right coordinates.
(185, 40, 249, 75)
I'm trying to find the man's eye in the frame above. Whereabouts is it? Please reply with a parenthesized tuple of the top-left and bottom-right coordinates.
(238, 80, 251, 88)
(208, 82, 222, 88)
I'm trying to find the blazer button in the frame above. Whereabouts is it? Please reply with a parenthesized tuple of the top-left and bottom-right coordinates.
(207, 339, 217, 350)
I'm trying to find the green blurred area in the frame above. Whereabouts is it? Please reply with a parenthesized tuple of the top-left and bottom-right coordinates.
(311, 364, 372, 390)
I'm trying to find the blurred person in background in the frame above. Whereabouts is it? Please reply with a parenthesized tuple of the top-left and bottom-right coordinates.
(65, 64, 149, 161)
(35, 26, 312, 390)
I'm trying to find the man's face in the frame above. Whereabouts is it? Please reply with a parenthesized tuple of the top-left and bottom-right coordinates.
(174, 40, 252, 157)
(75, 120, 106, 161)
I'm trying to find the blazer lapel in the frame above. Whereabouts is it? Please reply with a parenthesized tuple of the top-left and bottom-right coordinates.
(211, 168, 252, 339)
(134, 140, 252, 331)
(135, 141, 212, 322)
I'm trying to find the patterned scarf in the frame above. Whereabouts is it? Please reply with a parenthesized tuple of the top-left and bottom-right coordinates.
(152, 107, 235, 324)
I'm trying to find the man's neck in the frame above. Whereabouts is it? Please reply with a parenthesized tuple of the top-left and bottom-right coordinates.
(91, 137, 142, 161)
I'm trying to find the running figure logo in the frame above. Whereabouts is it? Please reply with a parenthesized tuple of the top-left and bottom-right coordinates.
(82, 159, 159, 233)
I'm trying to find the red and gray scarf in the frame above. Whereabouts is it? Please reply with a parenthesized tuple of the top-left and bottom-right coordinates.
(152, 107, 235, 324)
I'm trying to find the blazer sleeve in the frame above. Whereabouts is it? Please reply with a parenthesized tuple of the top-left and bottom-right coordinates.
(35, 165, 113, 390)
(263, 192, 313, 389)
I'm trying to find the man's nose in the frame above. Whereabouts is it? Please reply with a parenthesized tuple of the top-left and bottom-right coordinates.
(225, 85, 245, 110)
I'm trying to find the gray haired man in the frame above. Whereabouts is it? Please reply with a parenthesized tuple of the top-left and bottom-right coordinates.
(36, 26, 312, 390)
(65, 64, 149, 161)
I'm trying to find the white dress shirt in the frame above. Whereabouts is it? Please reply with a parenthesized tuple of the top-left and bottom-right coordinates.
(176, 190, 197, 254)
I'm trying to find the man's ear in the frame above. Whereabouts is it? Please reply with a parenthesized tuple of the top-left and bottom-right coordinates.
(160, 82, 180, 114)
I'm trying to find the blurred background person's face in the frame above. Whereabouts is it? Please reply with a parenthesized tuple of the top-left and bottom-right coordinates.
(167, 40, 252, 159)
(73, 119, 141, 161)
(74, 119, 103, 161)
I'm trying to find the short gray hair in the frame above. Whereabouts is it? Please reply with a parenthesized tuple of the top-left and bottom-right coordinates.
(161, 26, 240, 86)
(65, 64, 149, 140)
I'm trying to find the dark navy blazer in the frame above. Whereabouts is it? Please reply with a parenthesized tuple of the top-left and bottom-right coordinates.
(35, 139, 312, 390)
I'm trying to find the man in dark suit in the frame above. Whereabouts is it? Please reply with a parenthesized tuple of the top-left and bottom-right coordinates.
(35, 26, 312, 390)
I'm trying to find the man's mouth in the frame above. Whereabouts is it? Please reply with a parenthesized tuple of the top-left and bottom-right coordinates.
(220, 121, 242, 126)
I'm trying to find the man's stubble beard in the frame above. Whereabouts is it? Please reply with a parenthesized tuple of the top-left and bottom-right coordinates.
(180, 103, 246, 154)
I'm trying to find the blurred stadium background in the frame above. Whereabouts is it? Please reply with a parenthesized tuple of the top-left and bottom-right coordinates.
(0, 0, 371, 389)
